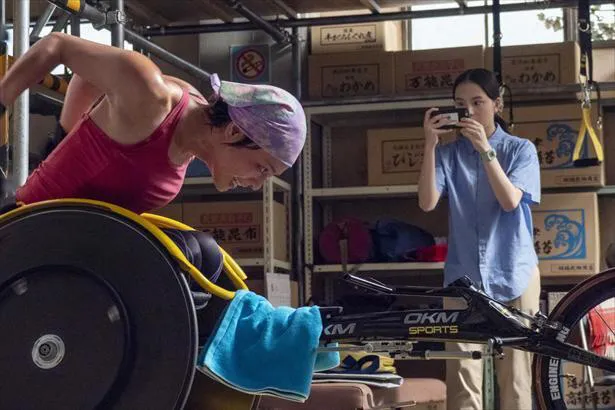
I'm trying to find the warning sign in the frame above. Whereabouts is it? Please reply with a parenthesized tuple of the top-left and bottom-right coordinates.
(230, 44, 271, 84)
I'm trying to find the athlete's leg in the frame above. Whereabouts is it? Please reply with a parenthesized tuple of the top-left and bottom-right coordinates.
(444, 296, 484, 410)
(495, 267, 540, 410)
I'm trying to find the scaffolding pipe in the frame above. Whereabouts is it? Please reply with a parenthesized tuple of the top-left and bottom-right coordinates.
(142, 0, 615, 36)
(111, 0, 124, 48)
(47, 0, 106, 27)
(290, 26, 304, 303)
(122, 29, 215, 97)
(30, 3, 56, 40)
(493, 0, 502, 85)
(0, 0, 4, 46)
(13, 0, 29, 185)
(43, 0, 216, 99)
(224, 0, 288, 44)
(51, 11, 71, 33)
(0, 0, 6, 173)
(71, 15, 81, 37)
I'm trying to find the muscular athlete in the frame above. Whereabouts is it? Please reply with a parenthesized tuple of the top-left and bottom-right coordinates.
(0, 32, 306, 283)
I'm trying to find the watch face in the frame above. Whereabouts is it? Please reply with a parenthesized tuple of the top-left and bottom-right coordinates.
(482, 149, 496, 161)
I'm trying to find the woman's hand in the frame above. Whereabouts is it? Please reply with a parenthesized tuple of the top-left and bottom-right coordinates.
(458, 118, 491, 153)
(423, 108, 453, 149)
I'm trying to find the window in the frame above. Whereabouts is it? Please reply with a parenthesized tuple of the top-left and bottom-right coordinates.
(486, 7, 564, 46)
(6, 23, 133, 74)
(411, 1, 485, 50)
(591, 3, 615, 41)
(411, 0, 564, 50)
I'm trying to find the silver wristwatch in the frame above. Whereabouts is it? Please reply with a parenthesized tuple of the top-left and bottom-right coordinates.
(480, 148, 496, 162)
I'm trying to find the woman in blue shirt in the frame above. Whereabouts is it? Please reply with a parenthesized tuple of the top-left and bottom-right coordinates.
(418, 68, 541, 410)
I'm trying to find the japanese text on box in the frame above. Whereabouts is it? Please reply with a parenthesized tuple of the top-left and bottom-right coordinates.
(320, 25, 377, 45)
(322, 64, 379, 97)
(382, 139, 424, 173)
(404, 58, 466, 91)
(502, 55, 559, 85)
(203, 226, 261, 243)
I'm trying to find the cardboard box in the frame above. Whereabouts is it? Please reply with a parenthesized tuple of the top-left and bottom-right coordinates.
(532, 193, 599, 277)
(182, 200, 288, 261)
(394, 46, 484, 95)
(502, 104, 605, 188)
(245, 279, 300, 308)
(366, 127, 458, 186)
(367, 127, 425, 186)
(594, 44, 615, 82)
(308, 51, 395, 99)
(485, 41, 579, 86)
(310, 21, 403, 54)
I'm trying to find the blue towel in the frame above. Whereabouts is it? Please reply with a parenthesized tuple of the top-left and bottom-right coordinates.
(197, 290, 340, 402)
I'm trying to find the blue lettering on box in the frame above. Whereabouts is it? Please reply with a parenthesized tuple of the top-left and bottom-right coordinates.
(533, 209, 586, 260)
(532, 123, 590, 170)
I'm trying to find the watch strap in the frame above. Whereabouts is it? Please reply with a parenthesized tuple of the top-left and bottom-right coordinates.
(480, 148, 496, 162)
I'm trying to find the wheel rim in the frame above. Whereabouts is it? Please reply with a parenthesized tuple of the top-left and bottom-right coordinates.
(534, 272, 615, 410)
(0, 206, 197, 410)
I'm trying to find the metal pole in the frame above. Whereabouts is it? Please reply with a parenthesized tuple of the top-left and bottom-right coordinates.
(122, 29, 214, 97)
(493, 0, 502, 85)
(47, 0, 106, 27)
(291, 27, 304, 304)
(142, 0, 615, 36)
(111, 0, 124, 48)
(30, 3, 56, 40)
(44, 0, 215, 98)
(0, 0, 7, 175)
(13, 0, 30, 185)
(71, 15, 81, 37)
(51, 11, 71, 33)
(0, 0, 4, 45)
(225, 0, 288, 44)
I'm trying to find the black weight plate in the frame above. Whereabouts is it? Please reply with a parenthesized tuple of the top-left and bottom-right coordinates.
(0, 205, 197, 410)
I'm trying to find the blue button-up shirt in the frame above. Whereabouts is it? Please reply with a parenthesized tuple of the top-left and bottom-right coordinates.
(435, 124, 541, 302)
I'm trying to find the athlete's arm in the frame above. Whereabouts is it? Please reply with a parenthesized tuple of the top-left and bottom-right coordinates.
(0, 32, 169, 116)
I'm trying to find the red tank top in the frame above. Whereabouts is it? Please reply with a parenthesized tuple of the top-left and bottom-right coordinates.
(16, 89, 191, 214)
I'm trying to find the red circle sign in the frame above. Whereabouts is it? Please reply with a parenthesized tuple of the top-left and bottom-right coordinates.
(235, 48, 266, 80)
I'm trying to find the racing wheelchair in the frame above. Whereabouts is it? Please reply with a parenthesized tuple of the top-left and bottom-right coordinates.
(1, 198, 615, 410)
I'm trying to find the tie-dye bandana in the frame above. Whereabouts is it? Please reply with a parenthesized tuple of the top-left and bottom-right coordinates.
(209, 74, 307, 167)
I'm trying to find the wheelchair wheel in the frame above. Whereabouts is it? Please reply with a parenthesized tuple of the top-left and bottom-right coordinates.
(532, 268, 615, 410)
(0, 203, 198, 410)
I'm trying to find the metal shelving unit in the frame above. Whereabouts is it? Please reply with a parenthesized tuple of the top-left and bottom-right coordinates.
(302, 83, 615, 302)
(236, 258, 292, 271)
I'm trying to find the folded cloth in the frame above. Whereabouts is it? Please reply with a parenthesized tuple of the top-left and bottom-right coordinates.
(312, 371, 404, 389)
(197, 290, 340, 402)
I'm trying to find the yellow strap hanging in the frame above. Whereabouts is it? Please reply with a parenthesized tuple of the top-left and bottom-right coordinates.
(572, 73, 604, 168)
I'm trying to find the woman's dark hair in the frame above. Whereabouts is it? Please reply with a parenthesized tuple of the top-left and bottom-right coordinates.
(208, 99, 232, 127)
(207, 99, 260, 150)
(452, 68, 509, 132)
